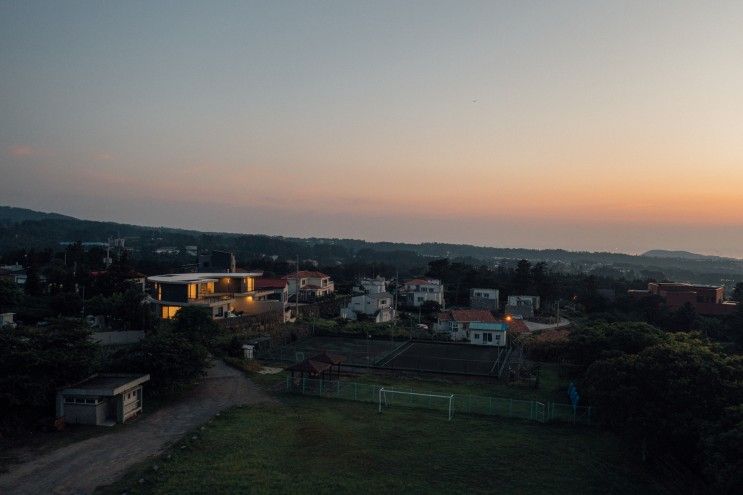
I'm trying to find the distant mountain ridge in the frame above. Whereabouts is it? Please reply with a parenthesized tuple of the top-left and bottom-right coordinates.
(1, 206, 741, 285)
(0, 206, 77, 223)
(642, 250, 735, 262)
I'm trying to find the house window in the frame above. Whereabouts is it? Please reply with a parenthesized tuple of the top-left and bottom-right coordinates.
(187, 284, 197, 299)
(495, 334, 501, 341)
(161, 306, 181, 319)
(216, 306, 224, 317)
(475, 333, 480, 340)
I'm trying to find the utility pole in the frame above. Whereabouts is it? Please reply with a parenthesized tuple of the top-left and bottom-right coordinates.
(295, 255, 299, 321)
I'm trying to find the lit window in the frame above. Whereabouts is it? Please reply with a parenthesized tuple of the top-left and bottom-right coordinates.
(187, 284, 197, 299)
(161, 306, 181, 319)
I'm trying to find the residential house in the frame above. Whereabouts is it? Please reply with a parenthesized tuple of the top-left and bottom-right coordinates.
(470, 288, 499, 311)
(402, 278, 444, 307)
(283, 271, 335, 302)
(254, 277, 291, 322)
(358, 276, 388, 295)
(341, 293, 395, 323)
(628, 282, 738, 316)
(469, 322, 507, 347)
(0, 263, 26, 286)
(505, 295, 540, 318)
(434, 308, 497, 341)
(147, 271, 283, 319)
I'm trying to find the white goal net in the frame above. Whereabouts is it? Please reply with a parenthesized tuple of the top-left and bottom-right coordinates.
(378, 387, 454, 421)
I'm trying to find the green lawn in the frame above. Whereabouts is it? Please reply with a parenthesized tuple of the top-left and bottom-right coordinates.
(96, 395, 666, 495)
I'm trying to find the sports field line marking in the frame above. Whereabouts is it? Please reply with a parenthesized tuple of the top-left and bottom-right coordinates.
(375, 340, 414, 367)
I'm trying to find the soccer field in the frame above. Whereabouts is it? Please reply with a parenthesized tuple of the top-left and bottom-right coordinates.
(97, 396, 667, 495)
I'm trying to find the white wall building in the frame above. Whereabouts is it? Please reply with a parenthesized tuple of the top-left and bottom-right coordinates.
(358, 276, 388, 294)
(470, 288, 499, 311)
(506, 295, 540, 318)
(340, 292, 396, 323)
(469, 322, 508, 347)
(283, 271, 335, 302)
(402, 278, 444, 307)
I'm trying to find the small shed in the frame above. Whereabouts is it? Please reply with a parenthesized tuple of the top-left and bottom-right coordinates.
(56, 373, 150, 426)
(309, 351, 346, 379)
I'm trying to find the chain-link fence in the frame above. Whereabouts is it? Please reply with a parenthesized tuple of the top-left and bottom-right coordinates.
(285, 376, 593, 425)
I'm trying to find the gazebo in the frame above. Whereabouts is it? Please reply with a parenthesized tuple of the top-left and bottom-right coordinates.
(309, 351, 346, 379)
(286, 359, 333, 381)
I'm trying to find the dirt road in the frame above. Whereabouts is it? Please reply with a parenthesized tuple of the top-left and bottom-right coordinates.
(0, 361, 272, 495)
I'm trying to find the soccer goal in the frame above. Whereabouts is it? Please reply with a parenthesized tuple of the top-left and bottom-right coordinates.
(378, 387, 455, 421)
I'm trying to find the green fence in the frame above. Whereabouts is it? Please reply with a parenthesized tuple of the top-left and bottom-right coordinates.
(285, 376, 593, 425)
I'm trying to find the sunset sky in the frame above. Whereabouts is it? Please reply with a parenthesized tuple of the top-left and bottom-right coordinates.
(2, 1, 743, 257)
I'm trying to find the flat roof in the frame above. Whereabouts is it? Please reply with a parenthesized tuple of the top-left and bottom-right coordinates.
(470, 322, 508, 331)
(148, 272, 263, 284)
(60, 373, 150, 396)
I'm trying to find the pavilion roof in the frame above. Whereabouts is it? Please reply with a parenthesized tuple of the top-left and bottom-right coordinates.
(310, 351, 347, 365)
(285, 359, 332, 375)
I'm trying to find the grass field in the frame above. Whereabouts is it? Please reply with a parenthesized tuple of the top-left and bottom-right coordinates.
(96, 395, 666, 495)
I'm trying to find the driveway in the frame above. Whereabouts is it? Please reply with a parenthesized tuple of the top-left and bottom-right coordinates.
(0, 360, 272, 495)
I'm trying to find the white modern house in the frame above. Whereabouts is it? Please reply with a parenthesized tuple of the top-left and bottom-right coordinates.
(147, 272, 283, 320)
(341, 277, 395, 323)
(506, 295, 540, 318)
(283, 271, 335, 302)
(470, 288, 499, 311)
(469, 322, 508, 347)
(402, 278, 445, 307)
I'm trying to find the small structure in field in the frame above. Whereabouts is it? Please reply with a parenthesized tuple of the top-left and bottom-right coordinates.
(309, 351, 346, 379)
(286, 359, 333, 381)
(56, 374, 150, 426)
(286, 351, 347, 381)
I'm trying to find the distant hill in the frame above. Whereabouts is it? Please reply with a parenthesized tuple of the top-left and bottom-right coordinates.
(0, 205, 741, 285)
(0, 206, 76, 224)
(642, 250, 734, 262)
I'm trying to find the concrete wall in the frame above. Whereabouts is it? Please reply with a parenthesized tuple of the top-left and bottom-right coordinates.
(91, 331, 145, 345)
(63, 400, 108, 425)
